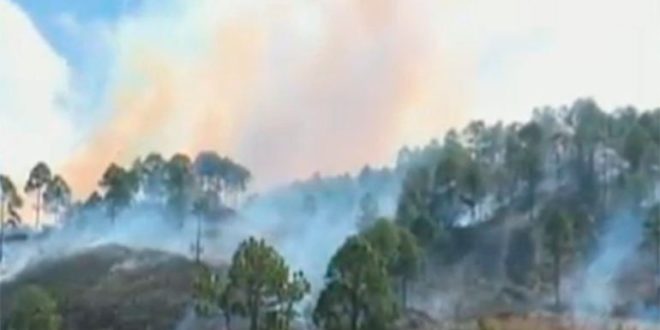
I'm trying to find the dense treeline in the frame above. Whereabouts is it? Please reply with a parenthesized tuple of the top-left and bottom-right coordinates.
(393, 99, 660, 310)
(5, 98, 660, 329)
(0, 151, 252, 232)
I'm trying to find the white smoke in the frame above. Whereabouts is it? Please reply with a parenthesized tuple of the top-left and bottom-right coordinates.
(571, 210, 644, 315)
(1, 171, 401, 292)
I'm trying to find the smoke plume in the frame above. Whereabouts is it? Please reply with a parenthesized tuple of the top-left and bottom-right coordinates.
(59, 0, 471, 196)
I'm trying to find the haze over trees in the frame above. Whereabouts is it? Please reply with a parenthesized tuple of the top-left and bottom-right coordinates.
(2, 151, 253, 230)
(3, 99, 660, 327)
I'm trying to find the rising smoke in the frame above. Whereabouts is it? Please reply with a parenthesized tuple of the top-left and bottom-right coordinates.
(1, 167, 402, 293)
(61, 0, 470, 197)
(570, 210, 645, 315)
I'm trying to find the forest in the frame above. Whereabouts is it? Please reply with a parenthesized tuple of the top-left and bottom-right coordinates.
(2, 98, 660, 330)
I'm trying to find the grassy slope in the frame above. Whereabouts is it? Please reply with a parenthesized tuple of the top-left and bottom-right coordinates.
(2, 244, 198, 330)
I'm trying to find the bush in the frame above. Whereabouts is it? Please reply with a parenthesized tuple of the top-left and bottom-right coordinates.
(9, 285, 62, 330)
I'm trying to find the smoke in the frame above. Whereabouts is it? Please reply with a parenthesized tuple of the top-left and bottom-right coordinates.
(60, 0, 471, 196)
(1, 169, 401, 293)
(571, 210, 645, 315)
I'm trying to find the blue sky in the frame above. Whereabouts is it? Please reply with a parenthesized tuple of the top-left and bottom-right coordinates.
(11, 0, 146, 116)
(14, 0, 140, 64)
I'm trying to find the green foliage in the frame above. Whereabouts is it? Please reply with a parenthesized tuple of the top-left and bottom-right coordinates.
(164, 153, 196, 223)
(542, 207, 575, 309)
(515, 121, 544, 213)
(362, 219, 401, 267)
(225, 237, 309, 330)
(314, 236, 397, 330)
(622, 123, 650, 173)
(193, 265, 225, 317)
(396, 166, 441, 249)
(544, 208, 574, 261)
(193, 238, 310, 330)
(0, 174, 23, 224)
(361, 219, 423, 308)
(193, 151, 251, 208)
(391, 227, 422, 308)
(9, 285, 62, 330)
(99, 163, 138, 221)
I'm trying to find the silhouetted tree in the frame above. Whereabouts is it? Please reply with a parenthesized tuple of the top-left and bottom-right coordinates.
(24, 162, 51, 228)
(43, 175, 72, 222)
(99, 163, 137, 222)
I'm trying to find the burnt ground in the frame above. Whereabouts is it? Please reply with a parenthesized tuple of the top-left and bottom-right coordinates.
(1, 245, 198, 330)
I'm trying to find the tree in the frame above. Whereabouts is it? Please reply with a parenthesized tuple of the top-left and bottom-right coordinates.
(1, 175, 23, 250)
(227, 237, 309, 330)
(517, 121, 544, 218)
(570, 99, 607, 204)
(361, 219, 422, 308)
(396, 166, 440, 248)
(270, 270, 311, 330)
(194, 151, 226, 207)
(0, 175, 22, 224)
(622, 123, 650, 173)
(24, 162, 51, 229)
(645, 204, 660, 311)
(8, 285, 61, 330)
(165, 154, 196, 225)
(83, 191, 102, 210)
(463, 120, 487, 160)
(133, 152, 167, 203)
(193, 264, 237, 329)
(543, 207, 574, 310)
(223, 158, 252, 207)
(362, 219, 422, 309)
(358, 193, 379, 230)
(0, 175, 22, 327)
(460, 158, 485, 220)
(314, 236, 397, 330)
(43, 175, 72, 222)
(362, 218, 400, 270)
(391, 228, 422, 309)
(99, 163, 137, 222)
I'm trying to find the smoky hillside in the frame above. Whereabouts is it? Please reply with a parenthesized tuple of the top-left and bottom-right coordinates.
(2, 98, 660, 330)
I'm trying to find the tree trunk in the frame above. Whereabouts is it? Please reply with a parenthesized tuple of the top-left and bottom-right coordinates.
(529, 179, 536, 222)
(554, 252, 561, 311)
(654, 236, 660, 318)
(350, 291, 360, 330)
(194, 215, 202, 264)
(248, 291, 260, 330)
(250, 304, 259, 330)
(224, 311, 232, 330)
(36, 189, 41, 229)
(401, 277, 408, 310)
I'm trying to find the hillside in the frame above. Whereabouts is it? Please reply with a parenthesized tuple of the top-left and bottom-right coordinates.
(2, 245, 198, 330)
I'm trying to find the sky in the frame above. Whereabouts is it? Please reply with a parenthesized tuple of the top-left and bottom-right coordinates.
(1, 0, 660, 199)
